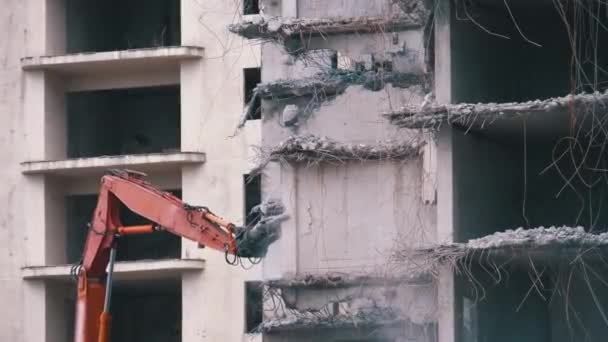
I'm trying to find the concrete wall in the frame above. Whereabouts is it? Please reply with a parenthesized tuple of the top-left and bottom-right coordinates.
(0, 1, 26, 341)
(297, 0, 404, 18)
(258, 3, 437, 339)
(179, 0, 262, 341)
(17, 0, 262, 341)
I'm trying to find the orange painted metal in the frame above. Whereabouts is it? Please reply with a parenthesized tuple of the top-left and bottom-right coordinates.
(117, 224, 155, 236)
(73, 170, 240, 342)
(97, 312, 111, 342)
(74, 272, 106, 342)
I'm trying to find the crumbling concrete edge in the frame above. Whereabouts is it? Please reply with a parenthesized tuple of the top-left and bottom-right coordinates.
(384, 90, 608, 130)
(392, 226, 608, 277)
(265, 272, 433, 289)
(250, 134, 424, 176)
(229, 15, 428, 41)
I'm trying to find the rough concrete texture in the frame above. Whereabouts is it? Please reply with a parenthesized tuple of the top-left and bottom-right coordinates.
(251, 134, 422, 175)
(466, 226, 608, 249)
(252, 1, 438, 341)
(262, 280, 437, 337)
(259, 306, 403, 333)
(385, 90, 608, 129)
(0, 1, 25, 341)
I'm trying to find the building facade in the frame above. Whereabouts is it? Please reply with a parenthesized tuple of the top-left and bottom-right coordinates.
(2, 0, 263, 341)
(3, 0, 608, 341)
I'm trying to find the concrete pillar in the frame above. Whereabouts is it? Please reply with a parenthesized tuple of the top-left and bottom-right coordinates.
(24, 72, 66, 161)
(179, 0, 261, 340)
(26, 0, 66, 56)
(434, 2, 457, 342)
(24, 281, 47, 342)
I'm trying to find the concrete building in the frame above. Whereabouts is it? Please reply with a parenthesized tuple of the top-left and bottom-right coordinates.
(3, 0, 608, 341)
(1, 0, 265, 341)
(228, 0, 608, 341)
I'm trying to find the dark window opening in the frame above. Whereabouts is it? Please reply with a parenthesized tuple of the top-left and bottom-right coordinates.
(244, 68, 262, 121)
(66, 190, 182, 263)
(451, 1, 608, 103)
(111, 282, 182, 342)
(245, 281, 263, 332)
(67, 85, 180, 159)
(66, 0, 181, 53)
(244, 174, 262, 227)
(244, 0, 260, 15)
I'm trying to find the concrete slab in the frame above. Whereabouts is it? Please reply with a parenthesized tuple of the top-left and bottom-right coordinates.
(21, 46, 204, 74)
(21, 152, 205, 176)
(22, 258, 205, 282)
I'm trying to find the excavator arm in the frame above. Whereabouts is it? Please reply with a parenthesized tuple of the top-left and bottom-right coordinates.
(74, 169, 280, 342)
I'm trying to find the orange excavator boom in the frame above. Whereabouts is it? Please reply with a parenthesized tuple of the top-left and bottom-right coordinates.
(73, 169, 281, 342)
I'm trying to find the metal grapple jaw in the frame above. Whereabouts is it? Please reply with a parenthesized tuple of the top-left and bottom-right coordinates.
(233, 199, 288, 258)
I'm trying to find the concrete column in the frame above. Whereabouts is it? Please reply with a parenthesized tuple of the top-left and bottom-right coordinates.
(179, 1, 261, 341)
(24, 72, 66, 161)
(24, 281, 47, 342)
(24, 175, 47, 266)
(260, 163, 298, 279)
(434, 2, 457, 341)
(24, 175, 67, 266)
(26, 0, 66, 56)
(45, 0, 66, 56)
(24, 71, 47, 161)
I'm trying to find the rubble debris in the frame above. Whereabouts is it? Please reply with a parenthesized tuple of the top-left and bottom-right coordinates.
(392, 0, 432, 20)
(266, 272, 432, 289)
(257, 306, 403, 333)
(234, 199, 289, 258)
(384, 90, 608, 129)
(281, 104, 300, 126)
(250, 135, 422, 175)
(229, 15, 427, 42)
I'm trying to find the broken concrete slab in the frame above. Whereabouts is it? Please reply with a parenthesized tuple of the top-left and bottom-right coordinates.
(250, 134, 422, 175)
(384, 91, 608, 129)
(229, 15, 427, 41)
(266, 272, 432, 289)
(257, 70, 428, 97)
(393, 226, 608, 276)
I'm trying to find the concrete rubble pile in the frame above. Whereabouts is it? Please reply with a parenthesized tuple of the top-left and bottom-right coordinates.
(384, 90, 608, 129)
(251, 134, 422, 175)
